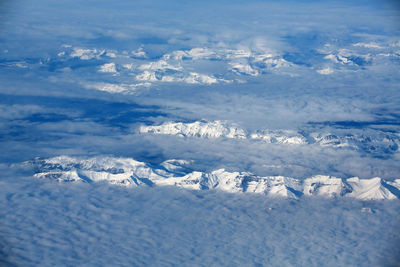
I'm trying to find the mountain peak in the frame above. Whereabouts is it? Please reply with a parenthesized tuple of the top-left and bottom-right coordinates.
(29, 156, 400, 200)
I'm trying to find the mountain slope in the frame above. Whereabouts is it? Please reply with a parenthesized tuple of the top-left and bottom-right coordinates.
(29, 156, 400, 200)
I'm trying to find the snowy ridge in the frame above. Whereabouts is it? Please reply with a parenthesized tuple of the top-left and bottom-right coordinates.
(133, 47, 292, 83)
(52, 45, 294, 90)
(31, 156, 400, 200)
(139, 121, 400, 152)
(310, 132, 400, 153)
(8, 40, 400, 95)
(139, 120, 246, 139)
(10, 41, 397, 95)
(317, 41, 400, 75)
(250, 129, 307, 144)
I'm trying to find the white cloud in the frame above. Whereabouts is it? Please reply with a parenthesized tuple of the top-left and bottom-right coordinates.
(105, 51, 117, 58)
(353, 42, 383, 49)
(70, 48, 105, 60)
(1, 172, 399, 266)
(229, 62, 259, 76)
(98, 63, 117, 73)
(84, 82, 150, 94)
(131, 47, 147, 58)
(317, 67, 334, 74)
(135, 70, 158, 82)
(138, 59, 182, 71)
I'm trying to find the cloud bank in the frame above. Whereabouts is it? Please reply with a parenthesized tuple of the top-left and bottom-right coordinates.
(0, 173, 399, 266)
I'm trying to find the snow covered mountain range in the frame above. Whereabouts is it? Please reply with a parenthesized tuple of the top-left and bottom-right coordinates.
(5, 40, 399, 95)
(139, 120, 400, 153)
(139, 120, 247, 140)
(30, 156, 400, 200)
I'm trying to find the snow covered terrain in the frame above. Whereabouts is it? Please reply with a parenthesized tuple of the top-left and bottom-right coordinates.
(29, 156, 400, 200)
(1, 0, 400, 265)
(4, 37, 399, 95)
(139, 120, 400, 154)
(139, 120, 247, 139)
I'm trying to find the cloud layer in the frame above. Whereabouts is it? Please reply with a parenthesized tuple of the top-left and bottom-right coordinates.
(0, 0, 399, 265)
(0, 173, 399, 266)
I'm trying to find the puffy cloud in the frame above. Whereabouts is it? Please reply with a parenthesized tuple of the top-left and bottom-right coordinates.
(0, 172, 399, 266)
(0, 0, 400, 265)
(317, 67, 334, 75)
(98, 63, 117, 73)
